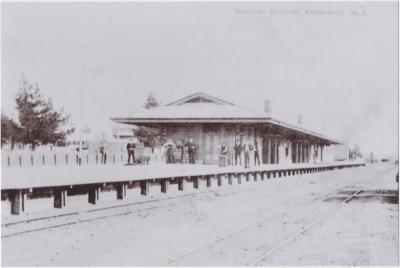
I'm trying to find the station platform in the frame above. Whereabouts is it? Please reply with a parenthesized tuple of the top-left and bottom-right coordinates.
(2, 161, 364, 190)
(1, 161, 365, 215)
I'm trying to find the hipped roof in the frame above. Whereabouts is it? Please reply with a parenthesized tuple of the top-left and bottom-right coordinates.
(111, 92, 342, 145)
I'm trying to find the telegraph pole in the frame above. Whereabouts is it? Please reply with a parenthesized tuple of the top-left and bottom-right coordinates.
(78, 47, 86, 165)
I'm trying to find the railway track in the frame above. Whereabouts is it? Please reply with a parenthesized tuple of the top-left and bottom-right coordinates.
(248, 186, 368, 265)
(166, 165, 396, 265)
(2, 165, 393, 253)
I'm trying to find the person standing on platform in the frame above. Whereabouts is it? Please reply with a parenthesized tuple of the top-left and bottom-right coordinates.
(234, 140, 242, 166)
(100, 143, 107, 164)
(244, 144, 251, 169)
(187, 138, 196, 164)
(164, 139, 176, 164)
(220, 143, 227, 155)
(166, 144, 175, 164)
(219, 143, 228, 167)
(254, 141, 260, 166)
(178, 143, 184, 163)
(76, 146, 82, 166)
(160, 145, 166, 164)
(127, 139, 136, 165)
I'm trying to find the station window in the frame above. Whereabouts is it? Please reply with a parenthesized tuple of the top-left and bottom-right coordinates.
(285, 147, 289, 157)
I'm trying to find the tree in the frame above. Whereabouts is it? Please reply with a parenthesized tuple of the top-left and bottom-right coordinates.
(1, 114, 21, 148)
(15, 74, 74, 149)
(349, 143, 362, 159)
(135, 92, 166, 148)
(134, 126, 167, 148)
(143, 92, 160, 109)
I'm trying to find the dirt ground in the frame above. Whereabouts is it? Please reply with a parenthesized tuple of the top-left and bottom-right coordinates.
(1, 163, 398, 266)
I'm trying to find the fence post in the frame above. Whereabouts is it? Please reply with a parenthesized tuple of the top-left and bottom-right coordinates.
(31, 155, 34, 166)
(87, 154, 89, 164)
(54, 154, 57, 165)
(113, 154, 115, 164)
(96, 154, 98, 164)
(66, 154, 68, 165)
(8, 156, 10, 167)
(19, 155, 22, 167)
(42, 154, 45, 165)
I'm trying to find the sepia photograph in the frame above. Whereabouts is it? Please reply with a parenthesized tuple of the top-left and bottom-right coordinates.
(1, 0, 399, 266)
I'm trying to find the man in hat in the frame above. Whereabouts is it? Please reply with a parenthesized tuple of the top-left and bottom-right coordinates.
(243, 144, 252, 169)
(234, 139, 242, 166)
(254, 141, 260, 166)
(127, 139, 136, 165)
(166, 145, 175, 164)
(100, 143, 108, 164)
(220, 143, 227, 155)
(177, 139, 185, 163)
(164, 139, 176, 164)
(186, 138, 196, 164)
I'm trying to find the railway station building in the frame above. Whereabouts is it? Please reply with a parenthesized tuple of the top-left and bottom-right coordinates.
(111, 92, 346, 166)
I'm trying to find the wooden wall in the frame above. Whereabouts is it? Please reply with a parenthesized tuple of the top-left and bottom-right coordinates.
(161, 123, 325, 165)
(164, 123, 265, 165)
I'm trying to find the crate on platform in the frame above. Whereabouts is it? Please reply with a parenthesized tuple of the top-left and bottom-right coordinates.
(218, 155, 227, 167)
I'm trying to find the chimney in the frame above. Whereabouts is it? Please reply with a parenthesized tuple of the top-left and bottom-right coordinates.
(264, 99, 271, 115)
(297, 114, 302, 125)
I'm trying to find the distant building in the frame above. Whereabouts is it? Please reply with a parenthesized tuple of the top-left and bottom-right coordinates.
(111, 92, 345, 165)
(65, 124, 137, 154)
(112, 126, 135, 140)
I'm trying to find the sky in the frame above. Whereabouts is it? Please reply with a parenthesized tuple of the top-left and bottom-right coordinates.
(1, 1, 398, 157)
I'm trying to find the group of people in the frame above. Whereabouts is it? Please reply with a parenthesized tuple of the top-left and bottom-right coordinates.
(233, 140, 260, 168)
(165, 138, 196, 164)
(101, 138, 260, 168)
(98, 140, 136, 165)
(162, 138, 261, 168)
(124, 138, 197, 165)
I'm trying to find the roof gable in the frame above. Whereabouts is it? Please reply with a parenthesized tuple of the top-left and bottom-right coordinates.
(166, 92, 234, 106)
